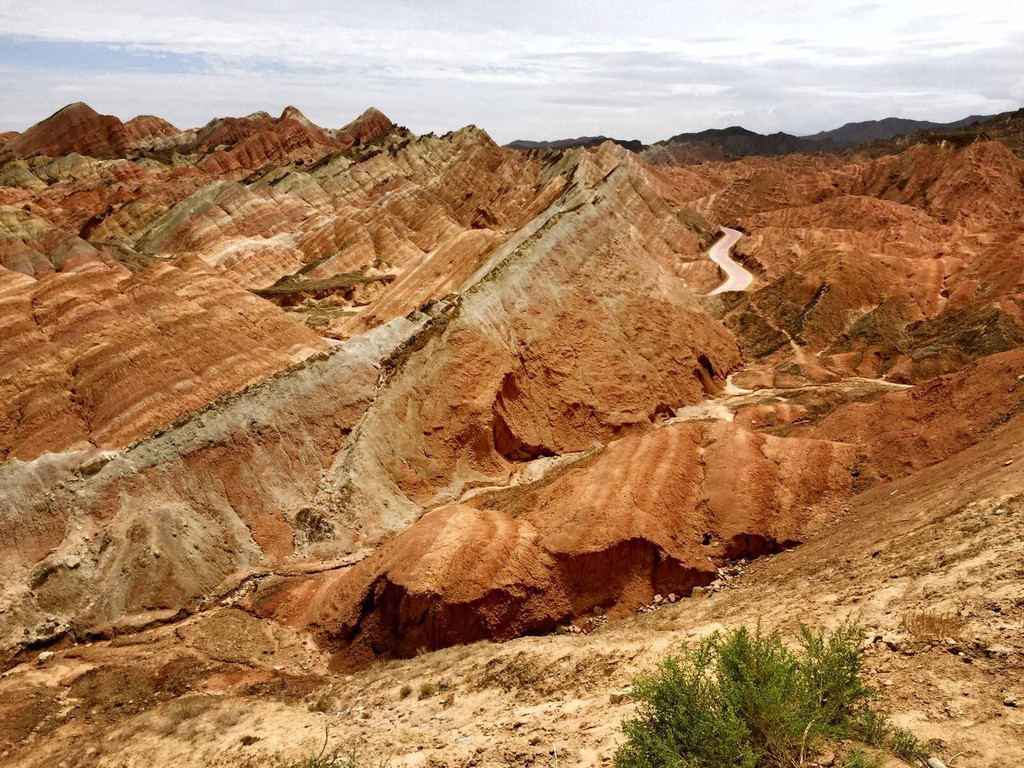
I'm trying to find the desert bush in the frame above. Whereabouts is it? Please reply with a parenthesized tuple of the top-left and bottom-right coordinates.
(282, 751, 388, 768)
(418, 682, 437, 700)
(282, 727, 390, 768)
(615, 621, 887, 768)
(398, 683, 412, 699)
(900, 609, 966, 642)
(155, 695, 215, 736)
(308, 695, 334, 713)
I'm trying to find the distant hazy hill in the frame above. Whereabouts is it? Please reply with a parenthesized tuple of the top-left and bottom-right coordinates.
(504, 135, 644, 152)
(656, 126, 832, 155)
(805, 115, 995, 145)
(506, 112, 1007, 165)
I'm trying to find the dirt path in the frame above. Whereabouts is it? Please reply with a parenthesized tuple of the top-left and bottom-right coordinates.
(707, 226, 752, 294)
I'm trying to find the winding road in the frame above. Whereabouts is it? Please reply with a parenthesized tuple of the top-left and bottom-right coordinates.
(707, 227, 752, 295)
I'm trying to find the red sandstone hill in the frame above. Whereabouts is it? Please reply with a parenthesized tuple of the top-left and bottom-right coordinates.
(6, 102, 135, 159)
(2, 102, 396, 173)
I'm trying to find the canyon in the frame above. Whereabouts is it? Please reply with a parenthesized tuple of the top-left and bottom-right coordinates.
(0, 101, 1021, 767)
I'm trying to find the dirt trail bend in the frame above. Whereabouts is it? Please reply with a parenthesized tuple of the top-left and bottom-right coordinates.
(708, 226, 751, 294)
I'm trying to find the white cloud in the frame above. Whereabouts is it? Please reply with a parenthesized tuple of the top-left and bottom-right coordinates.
(0, 0, 1020, 142)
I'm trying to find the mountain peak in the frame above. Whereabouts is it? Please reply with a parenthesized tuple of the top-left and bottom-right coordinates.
(279, 105, 315, 127)
(9, 102, 129, 159)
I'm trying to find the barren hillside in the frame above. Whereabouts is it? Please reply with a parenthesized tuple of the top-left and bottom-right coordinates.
(0, 102, 1021, 767)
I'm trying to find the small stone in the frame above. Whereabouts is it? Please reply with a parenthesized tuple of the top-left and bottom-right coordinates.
(1004, 460, 1013, 467)
(691, 586, 708, 598)
(652, 594, 663, 604)
(63, 555, 81, 569)
(926, 758, 948, 768)
(1004, 696, 1019, 708)
(815, 748, 835, 767)
(609, 691, 631, 705)
(37, 651, 55, 663)
(668, 593, 678, 603)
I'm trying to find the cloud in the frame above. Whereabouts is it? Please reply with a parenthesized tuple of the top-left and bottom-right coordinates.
(0, 0, 1020, 143)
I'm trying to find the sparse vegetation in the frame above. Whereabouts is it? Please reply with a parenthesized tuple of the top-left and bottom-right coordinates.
(888, 727, 930, 764)
(615, 621, 931, 768)
(398, 683, 412, 699)
(856, 707, 891, 747)
(281, 726, 390, 768)
(844, 750, 883, 768)
(281, 749, 389, 768)
(308, 695, 334, 713)
(418, 682, 437, 700)
(155, 695, 215, 737)
(901, 608, 966, 642)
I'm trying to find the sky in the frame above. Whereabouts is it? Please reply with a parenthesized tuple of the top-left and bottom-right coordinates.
(0, 1, 1022, 144)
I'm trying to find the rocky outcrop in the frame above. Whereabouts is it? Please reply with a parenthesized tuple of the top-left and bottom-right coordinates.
(0, 317, 422, 656)
(331, 107, 395, 148)
(308, 143, 736, 532)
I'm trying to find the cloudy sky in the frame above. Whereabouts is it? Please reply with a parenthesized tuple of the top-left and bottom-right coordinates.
(1, 0, 1021, 143)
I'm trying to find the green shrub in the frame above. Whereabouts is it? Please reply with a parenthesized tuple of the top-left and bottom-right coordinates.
(889, 727, 928, 763)
(855, 707, 891, 747)
(615, 621, 878, 768)
(398, 684, 412, 699)
(418, 682, 437, 700)
(844, 750, 883, 768)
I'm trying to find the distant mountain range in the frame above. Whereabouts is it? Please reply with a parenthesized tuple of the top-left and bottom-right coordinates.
(504, 112, 1002, 162)
(803, 114, 995, 145)
(504, 135, 644, 153)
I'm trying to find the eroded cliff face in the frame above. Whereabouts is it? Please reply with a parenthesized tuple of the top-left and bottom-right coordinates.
(1, 103, 1023, 671)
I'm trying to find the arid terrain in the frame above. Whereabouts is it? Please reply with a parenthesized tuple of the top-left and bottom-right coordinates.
(0, 101, 1022, 767)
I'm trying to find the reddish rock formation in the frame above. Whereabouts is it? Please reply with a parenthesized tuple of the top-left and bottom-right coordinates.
(200, 108, 348, 175)
(123, 114, 181, 143)
(260, 420, 855, 662)
(0, 251, 326, 461)
(331, 106, 394, 148)
(7, 103, 134, 160)
(3, 102, 1024, 673)
(0, 317, 422, 649)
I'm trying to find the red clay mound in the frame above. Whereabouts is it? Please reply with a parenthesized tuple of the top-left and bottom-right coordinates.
(808, 348, 1024, 483)
(259, 421, 856, 663)
(8, 102, 133, 160)
(0, 254, 326, 461)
